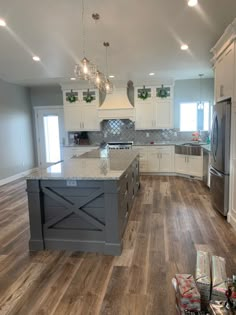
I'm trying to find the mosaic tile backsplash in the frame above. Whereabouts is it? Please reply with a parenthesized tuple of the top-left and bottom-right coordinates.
(68, 119, 209, 145)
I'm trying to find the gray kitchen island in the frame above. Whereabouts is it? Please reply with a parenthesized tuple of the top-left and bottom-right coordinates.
(26, 149, 140, 256)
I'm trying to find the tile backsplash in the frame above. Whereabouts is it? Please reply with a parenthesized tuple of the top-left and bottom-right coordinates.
(68, 119, 209, 145)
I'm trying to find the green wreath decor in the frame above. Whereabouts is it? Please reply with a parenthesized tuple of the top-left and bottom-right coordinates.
(157, 85, 169, 98)
(84, 89, 95, 103)
(66, 90, 77, 103)
(138, 86, 149, 100)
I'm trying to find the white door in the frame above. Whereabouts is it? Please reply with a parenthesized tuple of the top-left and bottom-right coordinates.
(155, 101, 173, 128)
(135, 102, 155, 130)
(83, 105, 100, 131)
(159, 149, 172, 172)
(35, 107, 65, 168)
(188, 156, 203, 177)
(175, 154, 188, 174)
(148, 150, 159, 172)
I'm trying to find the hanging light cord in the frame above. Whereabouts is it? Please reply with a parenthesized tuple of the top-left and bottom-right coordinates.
(82, 0, 85, 57)
(105, 46, 108, 76)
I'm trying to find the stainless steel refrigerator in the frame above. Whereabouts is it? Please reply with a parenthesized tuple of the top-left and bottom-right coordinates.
(210, 98, 231, 216)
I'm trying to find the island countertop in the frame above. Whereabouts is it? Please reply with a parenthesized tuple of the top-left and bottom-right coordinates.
(29, 149, 139, 181)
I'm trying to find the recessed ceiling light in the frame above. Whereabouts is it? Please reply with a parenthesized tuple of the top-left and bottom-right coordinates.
(70, 77, 76, 81)
(32, 56, 40, 62)
(188, 0, 198, 7)
(181, 44, 189, 50)
(109, 75, 115, 78)
(149, 73, 155, 76)
(0, 19, 6, 27)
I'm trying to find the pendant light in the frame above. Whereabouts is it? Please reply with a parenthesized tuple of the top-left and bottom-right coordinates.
(74, 0, 96, 80)
(198, 74, 204, 110)
(103, 42, 113, 94)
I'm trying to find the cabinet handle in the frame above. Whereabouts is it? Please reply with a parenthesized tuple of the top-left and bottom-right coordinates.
(185, 156, 186, 163)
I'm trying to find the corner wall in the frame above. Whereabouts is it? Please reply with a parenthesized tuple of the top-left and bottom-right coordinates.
(0, 79, 35, 181)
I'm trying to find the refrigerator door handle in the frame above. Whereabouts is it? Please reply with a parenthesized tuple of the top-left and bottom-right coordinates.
(210, 167, 223, 178)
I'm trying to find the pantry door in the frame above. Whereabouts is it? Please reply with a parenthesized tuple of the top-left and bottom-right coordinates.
(35, 107, 65, 168)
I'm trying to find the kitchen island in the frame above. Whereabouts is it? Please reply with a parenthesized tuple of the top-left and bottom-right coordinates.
(26, 150, 139, 255)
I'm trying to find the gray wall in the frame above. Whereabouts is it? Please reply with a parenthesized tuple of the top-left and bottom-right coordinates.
(0, 79, 35, 180)
(174, 78, 214, 128)
(29, 85, 63, 107)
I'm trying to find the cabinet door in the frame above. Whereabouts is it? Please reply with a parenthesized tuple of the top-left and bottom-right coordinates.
(148, 150, 159, 172)
(64, 105, 83, 131)
(187, 156, 203, 177)
(133, 147, 148, 172)
(159, 148, 173, 172)
(135, 102, 155, 130)
(83, 105, 100, 131)
(155, 100, 173, 128)
(215, 43, 235, 101)
(175, 154, 188, 174)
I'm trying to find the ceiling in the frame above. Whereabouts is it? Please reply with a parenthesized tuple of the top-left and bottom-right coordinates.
(0, 0, 236, 86)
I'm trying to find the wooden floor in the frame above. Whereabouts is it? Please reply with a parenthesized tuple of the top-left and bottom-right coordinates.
(0, 176, 236, 315)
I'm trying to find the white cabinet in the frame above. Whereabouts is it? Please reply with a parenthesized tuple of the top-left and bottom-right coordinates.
(63, 146, 98, 160)
(155, 100, 173, 129)
(63, 89, 100, 132)
(214, 42, 235, 102)
(175, 154, 203, 177)
(135, 102, 155, 130)
(148, 147, 174, 173)
(133, 146, 149, 172)
(133, 146, 174, 173)
(135, 86, 173, 130)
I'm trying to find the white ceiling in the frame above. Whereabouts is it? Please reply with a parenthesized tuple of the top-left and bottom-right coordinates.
(0, 0, 236, 86)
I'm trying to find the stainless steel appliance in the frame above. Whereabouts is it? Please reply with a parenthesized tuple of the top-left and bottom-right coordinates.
(108, 141, 133, 150)
(210, 98, 231, 216)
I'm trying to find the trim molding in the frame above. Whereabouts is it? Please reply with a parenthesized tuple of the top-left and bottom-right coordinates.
(228, 211, 236, 231)
(0, 168, 38, 186)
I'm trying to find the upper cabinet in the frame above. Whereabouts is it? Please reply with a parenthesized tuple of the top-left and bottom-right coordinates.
(135, 85, 173, 130)
(214, 42, 235, 102)
(62, 89, 100, 132)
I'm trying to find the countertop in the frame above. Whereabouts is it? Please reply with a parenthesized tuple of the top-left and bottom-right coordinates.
(201, 144, 211, 153)
(28, 150, 138, 181)
(64, 141, 208, 147)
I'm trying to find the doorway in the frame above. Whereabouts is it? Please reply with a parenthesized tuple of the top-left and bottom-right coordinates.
(35, 107, 65, 168)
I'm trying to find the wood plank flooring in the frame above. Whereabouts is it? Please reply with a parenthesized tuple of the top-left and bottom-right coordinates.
(0, 176, 236, 314)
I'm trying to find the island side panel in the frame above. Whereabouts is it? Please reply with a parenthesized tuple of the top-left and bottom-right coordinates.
(26, 179, 45, 250)
(40, 180, 107, 253)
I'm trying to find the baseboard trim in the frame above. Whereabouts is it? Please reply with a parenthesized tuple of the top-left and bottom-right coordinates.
(228, 212, 236, 231)
(0, 168, 38, 186)
(140, 172, 203, 180)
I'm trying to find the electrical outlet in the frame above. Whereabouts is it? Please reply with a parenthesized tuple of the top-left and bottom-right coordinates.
(146, 132, 150, 137)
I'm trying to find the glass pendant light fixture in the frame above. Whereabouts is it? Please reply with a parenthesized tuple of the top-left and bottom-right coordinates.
(198, 74, 204, 110)
(103, 42, 113, 94)
(74, 0, 96, 80)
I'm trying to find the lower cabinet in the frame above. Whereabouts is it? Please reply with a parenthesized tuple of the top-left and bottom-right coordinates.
(175, 154, 203, 177)
(133, 146, 203, 177)
(133, 146, 174, 173)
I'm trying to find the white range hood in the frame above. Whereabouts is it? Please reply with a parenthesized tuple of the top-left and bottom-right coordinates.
(98, 88, 134, 121)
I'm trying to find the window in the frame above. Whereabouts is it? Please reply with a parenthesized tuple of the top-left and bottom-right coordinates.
(43, 115, 61, 163)
(180, 102, 210, 132)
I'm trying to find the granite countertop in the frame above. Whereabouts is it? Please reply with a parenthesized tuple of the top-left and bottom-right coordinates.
(65, 141, 208, 147)
(201, 144, 211, 152)
(28, 150, 138, 181)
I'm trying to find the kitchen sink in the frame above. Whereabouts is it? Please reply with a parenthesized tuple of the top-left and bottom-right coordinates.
(182, 142, 201, 147)
(175, 143, 202, 156)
